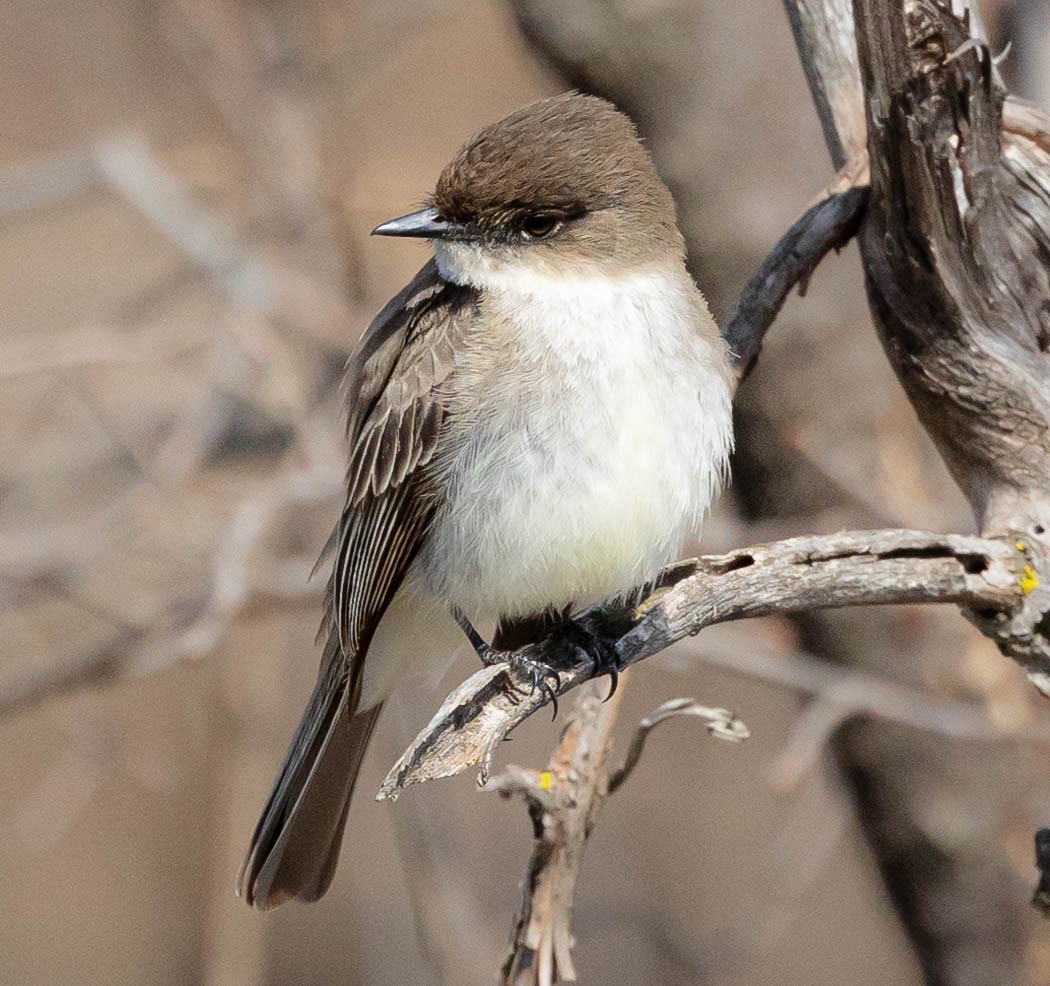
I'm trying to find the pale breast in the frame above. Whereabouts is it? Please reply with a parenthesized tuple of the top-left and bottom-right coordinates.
(417, 266, 733, 620)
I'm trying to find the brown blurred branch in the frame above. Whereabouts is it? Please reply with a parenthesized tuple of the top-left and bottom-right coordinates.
(0, 469, 336, 721)
(689, 635, 1050, 792)
(380, 528, 1040, 800)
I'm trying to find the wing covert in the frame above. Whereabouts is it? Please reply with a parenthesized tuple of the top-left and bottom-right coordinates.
(327, 259, 475, 658)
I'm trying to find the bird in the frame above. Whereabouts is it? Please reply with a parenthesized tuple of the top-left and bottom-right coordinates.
(238, 91, 734, 909)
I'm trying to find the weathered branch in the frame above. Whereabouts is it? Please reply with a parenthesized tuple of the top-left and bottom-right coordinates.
(782, 0, 866, 169)
(852, 0, 1050, 537)
(494, 677, 625, 986)
(492, 676, 749, 986)
(379, 529, 1039, 800)
(777, 1, 1050, 974)
(784, 0, 1050, 554)
(606, 697, 750, 794)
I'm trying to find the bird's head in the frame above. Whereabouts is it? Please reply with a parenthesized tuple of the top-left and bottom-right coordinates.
(372, 92, 684, 290)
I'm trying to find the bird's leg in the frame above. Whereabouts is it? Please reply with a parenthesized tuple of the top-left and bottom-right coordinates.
(452, 608, 562, 715)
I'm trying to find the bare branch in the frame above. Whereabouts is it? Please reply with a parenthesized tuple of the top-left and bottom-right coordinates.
(694, 640, 1050, 791)
(491, 688, 750, 986)
(723, 180, 869, 378)
(493, 676, 627, 986)
(607, 697, 749, 795)
(379, 528, 1042, 801)
(782, 0, 866, 169)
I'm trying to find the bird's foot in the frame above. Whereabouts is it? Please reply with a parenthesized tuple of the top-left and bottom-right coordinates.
(555, 620, 623, 700)
(452, 606, 563, 718)
(474, 643, 562, 718)
(506, 651, 563, 715)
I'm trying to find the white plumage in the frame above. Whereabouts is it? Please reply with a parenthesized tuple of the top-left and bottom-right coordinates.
(359, 254, 733, 708)
(424, 247, 733, 619)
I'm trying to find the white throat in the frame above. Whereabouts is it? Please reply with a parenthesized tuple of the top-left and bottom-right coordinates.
(434, 240, 663, 295)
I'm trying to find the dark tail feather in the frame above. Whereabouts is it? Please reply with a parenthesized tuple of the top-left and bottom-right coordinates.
(238, 646, 381, 909)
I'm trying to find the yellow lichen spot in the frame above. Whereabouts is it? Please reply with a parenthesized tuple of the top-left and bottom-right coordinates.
(1016, 540, 1027, 553)
(1021, 564, 1039, 596)
(539, 771, 553, 790)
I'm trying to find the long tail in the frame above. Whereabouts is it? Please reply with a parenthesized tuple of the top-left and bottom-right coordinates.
(238, 640, 381, 909)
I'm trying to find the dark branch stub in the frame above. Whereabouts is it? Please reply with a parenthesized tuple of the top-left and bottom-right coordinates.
(723, 181, 869, 378)
(1033, 828, 1050, 917)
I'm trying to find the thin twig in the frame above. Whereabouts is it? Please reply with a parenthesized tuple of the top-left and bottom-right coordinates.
(607, 698, 749, 794)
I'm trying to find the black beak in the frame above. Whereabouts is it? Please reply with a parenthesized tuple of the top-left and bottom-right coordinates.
(371, 206, 468, 240)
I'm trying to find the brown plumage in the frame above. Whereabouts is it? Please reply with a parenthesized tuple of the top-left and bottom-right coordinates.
(432, 91, 683, 266)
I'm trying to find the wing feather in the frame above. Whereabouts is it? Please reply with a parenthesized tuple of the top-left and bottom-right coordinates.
(326, 258, 476, 660)
(392, 401, 418, 487)
(241, 260, 475, 907)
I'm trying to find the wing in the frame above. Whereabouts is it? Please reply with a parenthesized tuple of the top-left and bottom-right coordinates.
(326, 258, 476, 663)
(240, 263, 476, 907)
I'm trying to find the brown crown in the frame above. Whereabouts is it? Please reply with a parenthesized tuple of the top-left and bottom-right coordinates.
(431, 92, 675, 234)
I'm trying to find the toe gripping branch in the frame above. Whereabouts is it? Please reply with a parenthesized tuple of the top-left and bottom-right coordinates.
(452, 607, 625, 719)
(552, 618, 624, 701)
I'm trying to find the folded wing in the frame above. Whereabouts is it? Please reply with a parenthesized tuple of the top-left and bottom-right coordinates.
(239, 260, 477, 907)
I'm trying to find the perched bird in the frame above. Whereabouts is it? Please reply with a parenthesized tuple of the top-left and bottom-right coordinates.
(239, 92, 734, 909)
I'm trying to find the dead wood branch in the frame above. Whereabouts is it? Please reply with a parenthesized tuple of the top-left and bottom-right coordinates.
(607, 697, 750, 794)
(850, 0, 1050, 544)
(782, 0, 866, 169)
(494, 677, 626, 986)
(493, 676, 748, 986)
(779, 0, 1050, 974)
(379, 529, 1040, 800)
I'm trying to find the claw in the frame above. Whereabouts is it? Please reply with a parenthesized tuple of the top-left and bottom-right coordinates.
(510, 656, 562, 719)
(454, 608, 565, 717)
(579, 642, 619, 701)
(545, 671, 561, 720)
(572, 628, 621, 702)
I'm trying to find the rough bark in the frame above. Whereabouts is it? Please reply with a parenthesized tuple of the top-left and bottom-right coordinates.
(852, 2, 1050, 541)
(783, 2, 1050, 981)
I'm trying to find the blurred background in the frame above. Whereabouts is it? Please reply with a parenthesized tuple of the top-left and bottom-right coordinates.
(2, 1, 1050, 983)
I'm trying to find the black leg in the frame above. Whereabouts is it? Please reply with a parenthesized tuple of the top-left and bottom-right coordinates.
(451, 607, 562, 717)
(452, 607, 493, 661)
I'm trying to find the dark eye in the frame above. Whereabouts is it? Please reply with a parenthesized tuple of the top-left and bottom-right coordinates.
(521, 214, 560, 239)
